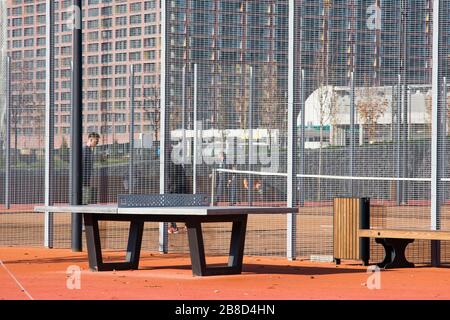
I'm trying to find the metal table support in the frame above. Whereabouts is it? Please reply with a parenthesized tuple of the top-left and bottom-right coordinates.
(83, 213, 248, 276)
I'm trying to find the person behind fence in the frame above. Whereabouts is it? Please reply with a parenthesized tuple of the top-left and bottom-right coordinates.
(228, 165, 238, 206)
(214, 152, 227, 205)
(167, 148, 188, 234)
(82, 132, 101, 205)
(243, 178, 263, 201)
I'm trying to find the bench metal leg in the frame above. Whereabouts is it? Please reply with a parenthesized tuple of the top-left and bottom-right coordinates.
(186, 215, 248, 276)
(376, 238, 415, 269)
(84, 214, 144, 272)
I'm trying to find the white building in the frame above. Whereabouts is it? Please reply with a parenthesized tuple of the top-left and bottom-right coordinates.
(299, 85, 434, 148)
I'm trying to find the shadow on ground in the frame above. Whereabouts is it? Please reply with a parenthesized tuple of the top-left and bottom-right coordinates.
(138, 263, 370, 275)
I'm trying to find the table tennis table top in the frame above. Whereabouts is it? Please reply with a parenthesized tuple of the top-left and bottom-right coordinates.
(35, 204, 297, 216)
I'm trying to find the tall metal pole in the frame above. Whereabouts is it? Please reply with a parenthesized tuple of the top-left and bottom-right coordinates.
(401, 0, 409, 206)
(193, 63, 198, 194)
(299, 69, 305, 207)
(181, 65, 187, 165)
(128, 64, 135, 194)
(287, 0, 296, 261)
(442, 77, 447, 189)
(391, 86, 395, 142)
(71, 0, 83, 252)
(408, 87, 412, 140)
(159, 0, 168, 252)
(5, 54, 10, 210)
(248, 66, 254, 206)
(349, 71, 355, 195)
(396, 74, 402, 205)
(431, 0, 442, 266)
(45, 0, 55, 248)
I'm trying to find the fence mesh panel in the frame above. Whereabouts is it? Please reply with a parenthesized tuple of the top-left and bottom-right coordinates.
(0, 0, 450, 264)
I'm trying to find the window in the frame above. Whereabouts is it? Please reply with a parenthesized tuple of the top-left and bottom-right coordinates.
(115, 125, 127, 133)
(145, 25, 158, 35)
(130, 27, 142, 37)
(115, 40, 127, 50)
(115, 65, 127, 74)
(101, 6, 113, 16)
(145, 1, 156, 10)
(116, 29, 127, 38)
(144, 50, 156, 60)
(129, 52, 141, 61)
(116, 4, 127, 14)
(116, 53, 127, 62)
(116, 16, 127, 25)
(130, 40, 142, 49)
(144, 38, 157, 47)
(145, 13, 157, 23)
(115, 77, 127, 86)
(130, 2, 142, 12)
(130, 15, 142, 25)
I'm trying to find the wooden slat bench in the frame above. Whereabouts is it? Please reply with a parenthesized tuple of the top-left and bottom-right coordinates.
(334, 197, 450, 269)
(358, 228, 450, 269)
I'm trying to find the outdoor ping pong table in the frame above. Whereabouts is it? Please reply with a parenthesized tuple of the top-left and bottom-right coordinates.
(35, 204, 296, 276)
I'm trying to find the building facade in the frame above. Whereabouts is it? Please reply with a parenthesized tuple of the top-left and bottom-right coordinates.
(6, 0, 161, 150)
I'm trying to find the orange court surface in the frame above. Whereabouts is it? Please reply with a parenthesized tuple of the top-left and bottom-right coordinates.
(1, 247, 450, 300)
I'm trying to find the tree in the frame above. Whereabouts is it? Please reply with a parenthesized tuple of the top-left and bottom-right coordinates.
(259, 64, 285, 130)
(60, 136, 70, 163)
(356, 86, 388, 144)
(313, 0, 338, 200)
(142, 85, 160, 145)
(10, 60, 45, 161)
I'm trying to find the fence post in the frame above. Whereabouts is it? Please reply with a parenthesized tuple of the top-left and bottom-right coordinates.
(396, 74, 402, 205)
(349, 71, 355, 196)
(431, 0, 442, 267)
(70, 0, 84, 252)
(129, 64, 135, 194)
(193, 63, 198, 194)
(159, 0, 168, 253)
(299, 69, 305, 207)
(44, 0, 55, 248)
(287, 0, 297, 261)
(5, 54, 10, 210)
(248, 66, 254, 206)
(211, 169, 216, 206)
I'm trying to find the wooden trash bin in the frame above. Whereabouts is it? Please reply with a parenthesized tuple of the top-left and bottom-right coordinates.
(333, 197, 370, 265)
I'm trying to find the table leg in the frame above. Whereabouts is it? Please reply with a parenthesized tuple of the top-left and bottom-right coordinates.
(84, 214, 103, 271)
(84, 214, 144, 272)
(228, 215, 248, 272)
(186, 215, 248, 276)
(186, 220, 207, 276)
(125, 220, 144, 269)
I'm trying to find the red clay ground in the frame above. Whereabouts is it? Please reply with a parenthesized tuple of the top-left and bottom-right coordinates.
(1, 247, 450, 300)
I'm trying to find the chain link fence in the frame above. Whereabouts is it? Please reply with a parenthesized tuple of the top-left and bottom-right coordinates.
(1, 0, 450, 265)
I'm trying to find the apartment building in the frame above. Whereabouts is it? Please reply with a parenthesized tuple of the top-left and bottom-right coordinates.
(6, 0, 161, 150)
